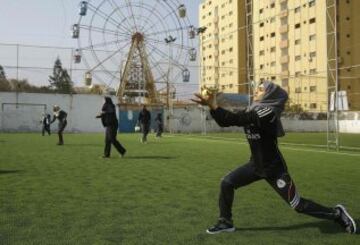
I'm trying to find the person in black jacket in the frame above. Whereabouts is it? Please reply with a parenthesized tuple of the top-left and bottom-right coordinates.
(155, 113, 163, 138)
(193, 81, 356, 234)
(41, 113, 51, 136)
(96, 97, 126, 158)
(51, 105, 67, 145)
(138, 105, 151, 143)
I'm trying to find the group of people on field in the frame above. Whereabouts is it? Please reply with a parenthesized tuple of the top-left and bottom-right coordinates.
(39, 81, 356, 235)
(41, 99, 163, 157)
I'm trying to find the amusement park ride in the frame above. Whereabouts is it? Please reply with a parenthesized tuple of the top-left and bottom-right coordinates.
(71, 0, 201, 106)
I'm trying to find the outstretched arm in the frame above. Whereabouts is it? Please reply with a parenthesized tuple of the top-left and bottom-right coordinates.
(192, 92, 253, 127)
(210, 107, 253, 127)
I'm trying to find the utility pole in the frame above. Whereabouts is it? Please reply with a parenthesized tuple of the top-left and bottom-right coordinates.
(165, 35, 176, 133)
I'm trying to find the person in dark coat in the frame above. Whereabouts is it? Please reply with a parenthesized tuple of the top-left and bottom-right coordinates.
(155, 113, 163, 138)
(50, 105, 67, 145)
(193, 81, 356, 235)
(138, 105, 151, 143)
(41, 113, 51, 136)
(96, 97, 126, 158)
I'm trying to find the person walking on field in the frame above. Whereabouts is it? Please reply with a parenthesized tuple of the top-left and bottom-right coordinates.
(155, 113, 163, 138)
(192, 81, 356, 235)
(41, 113, 51, 136)
(96, 97, 126, 158)
(138, 105, 151, 143)
(51, 105, 67, 145)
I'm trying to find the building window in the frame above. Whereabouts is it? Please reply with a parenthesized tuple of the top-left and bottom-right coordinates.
(221, 50, 226, 54)
(271, 61, 276, 67)
(309, 34, 316, 41)
(271, 76, 276, 80)
(295, 23, 301, 29)
(310, 86, 317, 92)
(295, 6, 301, 13)
(295, 71, 301, 77)
(270, 17, 276, 23)
(259, 50, 265, 56)
(270, 3, 275, 8)
(270, 47, 276, 53)
(295, 55, 301, 61)
(260, 64, 264, 69)
(295, 39, 301, 45)
(259, 8, 263, 14)
(282, 79, 289, 87)
(260, 22, 264, 27)
(229, 11, 233, 16)
(295, 87, 302, 93)
(271, 32, 276, 38)
(229, 47, 233, 52)
(310, 103, 317, 109)
(229, 59, 233, 64)
(309, 0, 316, 7)
(309, 18, 316, 24)
(260, 36, 264, 41)
(229, 71, 233, 76)
(309, 51, 316, 58)
(309, 68, 317, 74)
(229, 23, 233, 28)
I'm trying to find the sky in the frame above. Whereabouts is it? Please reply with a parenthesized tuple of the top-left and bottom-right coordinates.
(0, 0, 201, 98)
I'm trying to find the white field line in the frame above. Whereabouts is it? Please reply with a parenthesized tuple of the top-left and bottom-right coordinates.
(165, 134, 360, 158)
(170, 134, 360, 151)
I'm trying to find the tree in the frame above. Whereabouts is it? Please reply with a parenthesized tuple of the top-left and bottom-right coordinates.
(0, 65, 11, 91)
(48, 58, 74, 94)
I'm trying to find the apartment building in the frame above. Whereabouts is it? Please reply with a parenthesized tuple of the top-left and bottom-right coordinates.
(199, 0, 247, 94)
(337, 0, 360, 110)
(253, 0, 327, 112)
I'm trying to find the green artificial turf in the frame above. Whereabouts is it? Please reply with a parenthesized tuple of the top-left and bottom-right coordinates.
(0, 133, 359, 244)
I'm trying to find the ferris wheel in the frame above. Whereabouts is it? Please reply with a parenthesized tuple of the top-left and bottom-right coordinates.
(71, 0, 198, 103)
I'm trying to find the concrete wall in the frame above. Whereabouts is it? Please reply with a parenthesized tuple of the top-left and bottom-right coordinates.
(1, 92, 360, 133)
(0, 92, 115, 132)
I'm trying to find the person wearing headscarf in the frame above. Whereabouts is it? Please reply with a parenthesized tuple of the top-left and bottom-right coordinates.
(193, 81, 356, 234)
(96, 97, 126, 158)
(155, 113, 163, 138)
(41, 113, 51, 136)
(138, 105, 151, 143)
(50, 105, 67, 145)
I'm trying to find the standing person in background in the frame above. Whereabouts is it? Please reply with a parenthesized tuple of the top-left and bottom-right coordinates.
(41, 113, 51, 136)
(96, 97, 126, 158)
(51, 105, 67, 145)
(155, 113, 163, 138)
(138, 105, 151, 143)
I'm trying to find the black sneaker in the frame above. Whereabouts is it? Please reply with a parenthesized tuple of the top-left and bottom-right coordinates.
(206, 218, 235, 234)
(121, 150, 126, 158)
(335, 204, 357, 234)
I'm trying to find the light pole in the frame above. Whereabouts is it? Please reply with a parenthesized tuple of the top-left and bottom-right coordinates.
(197, 27, 207, 135)
(165, 35, 176, 133)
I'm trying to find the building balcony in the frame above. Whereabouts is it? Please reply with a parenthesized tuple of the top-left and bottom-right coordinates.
(281, 70, 289, 77)
(279, 25, 288, 33)
(279, 40, 289, 48)
(280, 55, 289, 64)
(213, 16, 219, 23)
(280, 10, 288, 18)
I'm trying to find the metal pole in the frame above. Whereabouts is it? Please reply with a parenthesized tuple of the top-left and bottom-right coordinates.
(16, 44, 19, 81)
(69, 48, 74, 81)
